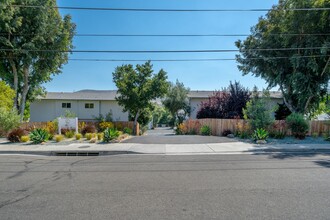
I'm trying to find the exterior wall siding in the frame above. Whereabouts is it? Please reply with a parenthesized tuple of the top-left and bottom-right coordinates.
(30, 100, 57, 122)
(30, 99, 128, 122)
(189, 98, 208, 119)
(100, 100, 128, 121)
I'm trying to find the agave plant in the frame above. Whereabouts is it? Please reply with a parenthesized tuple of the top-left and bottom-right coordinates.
(103, 128, 120, 143)
(29, 128, 49, 144)
(252, 128, 269, 141)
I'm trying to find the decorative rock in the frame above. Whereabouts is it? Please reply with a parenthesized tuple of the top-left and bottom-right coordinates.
(227, 134, 235, 138)
(256, 140, 267, 144)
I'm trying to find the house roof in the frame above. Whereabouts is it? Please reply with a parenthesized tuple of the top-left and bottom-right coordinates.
(187, 90, 282, 99)
(43, 90, 118, 101)
(41, 89, 282, 101)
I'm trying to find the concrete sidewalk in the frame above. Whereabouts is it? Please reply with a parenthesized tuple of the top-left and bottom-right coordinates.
(0, 141, 329, 156)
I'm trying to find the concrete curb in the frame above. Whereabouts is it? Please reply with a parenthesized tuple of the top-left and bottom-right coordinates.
(1, 148, 330, 157)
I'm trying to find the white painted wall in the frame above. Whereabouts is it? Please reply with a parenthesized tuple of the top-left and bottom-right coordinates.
(30, 100, 57, 122)
(30, 99, 129, 122)
(189, 98, 208, 119)
(77, 101, 100, 120)
(100, 100, 128, 121)
(54, 100, 78, 120)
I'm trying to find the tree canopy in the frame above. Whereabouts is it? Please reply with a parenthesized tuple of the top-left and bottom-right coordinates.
(235, 0, 330, 114)
(163, 80, 190, 126)
(0, 0, 76, 120)
(113, 61, 169, 134)
(0, 81, 15, 111)
(197, 81, 250, 119)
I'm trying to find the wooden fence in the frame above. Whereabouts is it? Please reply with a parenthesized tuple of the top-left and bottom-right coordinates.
(183, 119, 330, 136)
(21, 120, 139, 135)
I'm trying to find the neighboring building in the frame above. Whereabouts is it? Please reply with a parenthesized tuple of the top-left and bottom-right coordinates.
(30, 90, 128, 122)
(188, 90, 284, 119)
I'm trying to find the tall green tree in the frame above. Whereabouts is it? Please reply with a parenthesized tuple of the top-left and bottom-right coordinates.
(236, 0, 330, 114)
(0, 80, 15, 111)
(163, 80, 190, 126)
(113, 61, 169, 134)
(0, 0, 76, 121)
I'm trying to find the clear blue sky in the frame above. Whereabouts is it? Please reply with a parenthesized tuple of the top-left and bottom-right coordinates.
(46, 0, 279, 92)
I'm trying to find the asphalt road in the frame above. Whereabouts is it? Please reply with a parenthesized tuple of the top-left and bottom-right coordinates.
(0, 153, 330, 220)
(123, 127, 238, 144)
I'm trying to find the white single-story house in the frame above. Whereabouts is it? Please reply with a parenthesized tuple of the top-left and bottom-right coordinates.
(30, 90, 129, 122)
(30, 89, 284, 122)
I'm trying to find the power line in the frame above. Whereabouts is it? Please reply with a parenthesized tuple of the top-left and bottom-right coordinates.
(1, 55, 328, 62)
(68, 55, 330, 62)
(9, 5, 330, 12)
(1, 33, 329, 37)
(0, 47, 328, 53)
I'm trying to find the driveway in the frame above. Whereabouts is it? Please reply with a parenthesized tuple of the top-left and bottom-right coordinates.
(123, 127, 238, 144)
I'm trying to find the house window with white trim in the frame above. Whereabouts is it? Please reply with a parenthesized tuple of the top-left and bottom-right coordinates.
(85, 103, 94, 109)
(62, 103, 71, 108)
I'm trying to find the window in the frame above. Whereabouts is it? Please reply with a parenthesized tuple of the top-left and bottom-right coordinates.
(85, 103, 94, 109)
(62, 103, 71, 108)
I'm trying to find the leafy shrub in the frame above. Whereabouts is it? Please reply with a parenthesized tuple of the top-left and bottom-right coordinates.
(252, 128, 269, 141)
(103, 128, 120, 142)
(75, 133, 82, 140)
(312, 132, 319, 138)
(322, 130, 330, 141)
(98, 121, 114, 131)
(44, 121, 57, 135)
(94, 111, 113, 122)
(78, 121, 86, 133)
(65, 130, 75, 138)
(176, 124, 185, 135)
(200, 125, 211, 136)
(123, 127, 132, 135)
(235, 120, 251, 139)
(55, 135, 64, 142)
(81, 125, 96, 136)
(20, 135, 30, 142)
(243, 89, 274, 130)
(286, 113, 309, 139)
(197, 81, 250, 119)
(175, 120, 201, 135)
(222, 129, 232, 136)
(7, 128, 27, 143)
(85, 133, 96, 140)
(0, 108, 20, 134)
(97, 133, 104, 141)
(29, 129, 49, 144)
(48, 134, 54, 141)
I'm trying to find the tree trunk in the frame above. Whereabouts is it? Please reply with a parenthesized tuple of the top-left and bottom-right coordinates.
(304, 96, 313, 114)
(19, 66, 30, 122)
(321, 56, 330, 77)
(8, 58, 19, 111)
(279, 84, 296, 113)
(133, 110, 140, 135)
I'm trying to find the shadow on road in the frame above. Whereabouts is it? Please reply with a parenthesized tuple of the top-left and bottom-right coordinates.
(250, 150, 330, 169)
